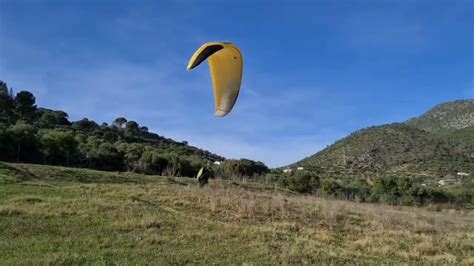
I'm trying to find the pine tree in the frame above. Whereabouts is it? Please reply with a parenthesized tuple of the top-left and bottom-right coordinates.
(15, 91, 37, 121)
(0, 81, 15, 123)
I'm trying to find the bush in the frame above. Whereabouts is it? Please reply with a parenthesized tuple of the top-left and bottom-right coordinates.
(320, 179, 343, 197)
(267, 170, 320, 194)
(218, 159, 269, 179)
(347, 179, 373, 202)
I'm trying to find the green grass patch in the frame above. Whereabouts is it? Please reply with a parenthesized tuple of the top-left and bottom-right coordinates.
(0, 163, 473, 264)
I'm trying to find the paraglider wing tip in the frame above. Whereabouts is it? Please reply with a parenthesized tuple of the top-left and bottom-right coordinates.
(186, 63, 194, 71)
(215, 109, 228, 117)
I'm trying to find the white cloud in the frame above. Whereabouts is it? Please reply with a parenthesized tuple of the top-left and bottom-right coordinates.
(1, 45, 352, 167)
(0, 8, 355, 168)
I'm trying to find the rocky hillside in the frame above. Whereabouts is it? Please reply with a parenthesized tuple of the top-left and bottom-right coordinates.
(406, 100, 474, 132)
(292, 100, 474, 181)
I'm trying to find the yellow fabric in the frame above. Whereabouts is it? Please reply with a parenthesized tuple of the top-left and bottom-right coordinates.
(187, 42, 243, 117)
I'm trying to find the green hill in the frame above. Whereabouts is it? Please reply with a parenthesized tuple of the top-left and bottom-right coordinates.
(292, 100, 474, 182)
(406, 100, 474, 132)
(0, 162, 472, 264)
(0, 80, 268, 178)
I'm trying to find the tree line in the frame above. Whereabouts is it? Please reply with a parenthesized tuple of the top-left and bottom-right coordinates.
(3, 80, 469, 208)
(0, 81, 269, 178)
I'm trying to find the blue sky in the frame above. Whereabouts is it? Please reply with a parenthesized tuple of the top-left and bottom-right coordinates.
(0, 0, 473, 167)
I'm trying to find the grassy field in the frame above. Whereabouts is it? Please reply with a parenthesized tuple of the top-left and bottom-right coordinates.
(1, 162, 473, 264)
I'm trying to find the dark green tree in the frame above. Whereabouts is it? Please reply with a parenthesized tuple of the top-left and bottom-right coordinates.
(139, 149, 168, 174)
(278, 171, 320, 193)
(117, 143, 144, 171)
(0, 126, 16, 161)
(220, 159, 269, 179)
(320, 179, 343, 197)
(124, 121, 140, 138)
(8, 123, 38, 162)
(37, 109, 71, 127)
(39, 130, 78, 165)
(15, 91, 37, 121)
(112, 117, 127, 128)
(72, 118, 99, 132)
(0, 81, 8, 94)
(0, 81, 14, 123)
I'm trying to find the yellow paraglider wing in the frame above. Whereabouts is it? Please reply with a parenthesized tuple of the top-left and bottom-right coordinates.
(187, 42, 243, 117)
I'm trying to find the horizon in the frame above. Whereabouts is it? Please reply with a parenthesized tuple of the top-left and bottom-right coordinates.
(1, 0, 473, 167)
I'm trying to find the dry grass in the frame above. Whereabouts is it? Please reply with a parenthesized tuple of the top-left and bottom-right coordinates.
(0, 163, 473, 264)
(131, 179, 474, 264)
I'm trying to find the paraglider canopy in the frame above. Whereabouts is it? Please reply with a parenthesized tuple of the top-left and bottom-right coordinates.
(187, 42, 243, 117)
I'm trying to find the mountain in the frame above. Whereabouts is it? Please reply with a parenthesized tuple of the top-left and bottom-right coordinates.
(405, 100, 474, 132)
(292, 100, 474, 181)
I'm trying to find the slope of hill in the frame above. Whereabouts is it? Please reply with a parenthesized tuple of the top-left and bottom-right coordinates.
(292, 100, 474, 181)
(1, 80, 246, 178)
(1, 162, 472, 264)
(406, 100, 474, 132)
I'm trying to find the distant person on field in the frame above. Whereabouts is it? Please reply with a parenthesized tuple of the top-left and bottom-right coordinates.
(196, 166, 210, 188)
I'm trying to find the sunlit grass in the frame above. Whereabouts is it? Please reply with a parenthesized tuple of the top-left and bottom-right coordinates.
(1, 162, 473, 264)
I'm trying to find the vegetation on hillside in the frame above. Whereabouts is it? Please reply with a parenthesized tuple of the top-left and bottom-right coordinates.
(293, 123, 473, 180)
(264, 169, 473, 208)
(406, 100, 474, 132)
(0, 81, 268, 178)
(0, 162, 472, 264)
(1, 80, 472, 207)
(270, 100, 474, 207)
(288, 100, 473, 183)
